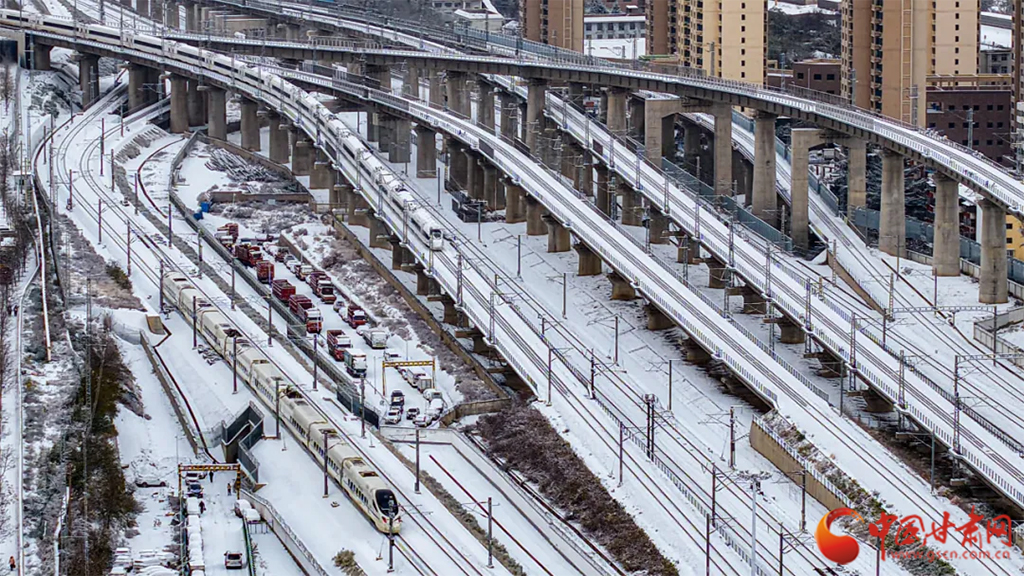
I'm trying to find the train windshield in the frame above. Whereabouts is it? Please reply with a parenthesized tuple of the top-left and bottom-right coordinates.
(431, 230, 443, 240)
(376, 490, 398, 517)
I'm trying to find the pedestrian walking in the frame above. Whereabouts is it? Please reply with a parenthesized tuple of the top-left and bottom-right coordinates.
(209, 470, 214, 482)
(199, 500, 206, 515)
(227, 482, 232, 495)
(9, 554, 15, 571)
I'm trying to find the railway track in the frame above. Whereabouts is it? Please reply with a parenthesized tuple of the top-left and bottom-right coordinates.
(41, 82, 499, 576)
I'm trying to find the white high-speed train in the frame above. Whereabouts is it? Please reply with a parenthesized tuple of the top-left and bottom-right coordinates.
(3, 9, 447, 252)
(162, 271, 401, 534)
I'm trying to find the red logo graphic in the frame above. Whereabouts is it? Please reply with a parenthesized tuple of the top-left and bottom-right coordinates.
(815, 508, 861, 565)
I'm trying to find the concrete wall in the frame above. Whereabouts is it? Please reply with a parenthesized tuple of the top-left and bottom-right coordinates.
(140, 332, 201, 456)
(749, 417, 852, 513)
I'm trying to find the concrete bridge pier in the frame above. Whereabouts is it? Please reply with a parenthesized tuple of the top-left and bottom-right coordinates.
(575, 243, 602, 276)
(169, 74, 189, 134)
(368, 213, 392, 249)
(500, 92, 518, 141)
(979, 198, 1009, 304)
(77, 53, 100, 108)
(330, 182, 351, 209)
(347, 188, 369, 227)
(525, 78, 548, 153)
(608, 271, 636, 300)
(429, 71, 443, 107)
(595, 165, 611, 216)
(712, 102, 733, 196)
(879, 149, 906, 257)
(268, 113, 291, 164)
(446, 70, 470, 117)
(240, 99, 260, 151)
(415, 126, 437, 178)
(751, 111, 778, 225)
(678, 237, 700, 264)
(388, 118, 411, 164)
(606, 87, 628, 135)
(504, 182, 526, 224)
(405, 67, 420, 99)
(618, 180, 641, 226)
(645, 303, 674, 331)
(846, 138, 867, 218)
(790, 128, 826, 250)
(628, 97, 645, 140)
(185, 1, 198, 31)
(525, 196, 547, 236)
(544, 216, 571, 253)
(205, 87, 227, 140)
(648, 207, 668, 244)
(310, 151, 335, 190)
(478, 80, 495, 132)
(30, 41, 52, 71)
(933, 173, 960, 277)
(449, 141, 468, 189)
(290, 131, 312, 175)
(187, 79, 206, 127)
(482, 164, 498, 210)
(643, 98, 680, 164)
(580, 151, 594, 197)
(465, 151, 484, 201)
(128, 64, 154, 110)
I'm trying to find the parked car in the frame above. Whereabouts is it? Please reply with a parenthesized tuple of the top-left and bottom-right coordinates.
(134, 474, 166, 488)
(224, 551, 245, 569)
(383, 407, 402, 425)
(405, 407, 421, 421)
(186, 482, 204, 499)
(390, 390, 405, 408)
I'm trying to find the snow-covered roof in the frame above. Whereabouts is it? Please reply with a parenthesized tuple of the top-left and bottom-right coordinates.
(768, 0, 836, 15)
(584, 14, 645, 24)
(981, 24, 1011, 49)
(585, 37, 646, 59)
(454, 9, 500, 21)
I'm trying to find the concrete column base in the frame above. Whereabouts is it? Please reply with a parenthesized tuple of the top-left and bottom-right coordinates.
(369, 216, 391, 249)
(645, 303, 674, 331)
(347, 190, 368, 227)
(389, 119, 411, 163)
(416, 126, 437, 178)
(291, 137, 312, 176)
(310, 155, 335, 190)
(240, 100, 260, 151)
(268, 115, 290, 164)
(777, 318, 806, 344)
(979, 198, 1009, 304)
(483, 166, 498, 209)
(391, 244, 411, 270)
(575, 243, 602, 276)
(649, 209, 668, 244)
(169, 75, 188, 134)
(933, 174, 960, 277)
(545, 218, 571, 253)
(618, 182, 640, 225)
(330, 182, 351, 209)
(729, 285, 766, 314)
(441, 297, 460, 325)
(416, 269, 430, 295)
(505, 184, 526, 224)
(677, 238, 700, 264)
(526, 196, 546, 236)
(879, 149, 906, 257)
(708, 264, 728, 289)
(683, 339, 711, 364)
(595, 167, 611, 216)
(206, 88, 227, 141)
(187, 80, 205, 127)
(608, 272, 636, 300)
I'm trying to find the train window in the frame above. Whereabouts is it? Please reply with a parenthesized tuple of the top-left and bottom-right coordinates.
(375, 490, 397, 516)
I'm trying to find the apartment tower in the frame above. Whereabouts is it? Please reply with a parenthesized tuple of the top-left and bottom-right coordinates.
(841, 0, 978, 127)
(645, 0, 767, 84)
(519, 0, 585, 53)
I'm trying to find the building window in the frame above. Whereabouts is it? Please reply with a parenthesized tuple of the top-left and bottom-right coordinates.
(987, 140, 994, 146)
(949, 122, 956, 128)
(797, 72, 805, 79)
(988, 104, 994, 111)
(814, 74, 822, 80)
(827, 73, 836, 80)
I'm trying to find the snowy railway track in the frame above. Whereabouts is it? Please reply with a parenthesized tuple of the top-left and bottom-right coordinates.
(49, 86, 507, 576)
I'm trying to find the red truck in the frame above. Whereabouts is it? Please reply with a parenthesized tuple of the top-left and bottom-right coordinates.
(271, 279, 295, 303)
(306, 271, 337, 304)
(346, 305, 368, 328)
(215, 223, 239, 248)
(257, 261, 275, 284)
(235, 243, 263, 267)
(326, 329, 352, 360)
(289, 295, 323, 333)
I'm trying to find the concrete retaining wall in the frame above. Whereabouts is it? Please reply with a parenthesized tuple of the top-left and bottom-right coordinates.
(749, 416, 851, 512)
(140, 332, 201, 456)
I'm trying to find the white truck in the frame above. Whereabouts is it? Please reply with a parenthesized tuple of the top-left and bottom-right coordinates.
(343, 348, 368, 377)
(361, 327, 389, 349)
(402, 367, 434, 391)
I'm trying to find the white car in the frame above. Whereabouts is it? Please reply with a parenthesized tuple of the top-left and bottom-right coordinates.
(383, 407, 402, 425)
(414, 413, 429, 427)
(224, 551, 245, 569)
